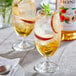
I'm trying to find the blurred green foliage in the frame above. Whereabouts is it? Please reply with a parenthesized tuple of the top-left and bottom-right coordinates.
(0, 0, 13, 7)
(0, 0, 13, 23)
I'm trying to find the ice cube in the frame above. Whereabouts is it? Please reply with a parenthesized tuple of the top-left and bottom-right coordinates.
(18, 1, 36, 20)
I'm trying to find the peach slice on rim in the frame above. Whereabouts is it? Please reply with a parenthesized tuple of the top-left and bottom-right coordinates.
(34, 33, 54, 41)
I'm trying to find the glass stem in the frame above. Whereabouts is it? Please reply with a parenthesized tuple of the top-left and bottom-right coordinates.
(22, 37, 26, 45)
(19, 38, 26, 48)
(45, 57, 49, 62)
(44, 57, 50, 67)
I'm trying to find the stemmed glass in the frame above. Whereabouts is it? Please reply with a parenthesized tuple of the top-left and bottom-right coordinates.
(34, 6, 61, 72)
(12, 0, 36, 51)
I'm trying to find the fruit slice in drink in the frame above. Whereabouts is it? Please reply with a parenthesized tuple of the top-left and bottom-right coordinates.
(51, 12, 61, 33)
(12, 15, 35, 37)
(34, 33, 54, 41)
(12, 3, 19, 16)
(35, 38, 60, 57)
(21, 19, 35, 24)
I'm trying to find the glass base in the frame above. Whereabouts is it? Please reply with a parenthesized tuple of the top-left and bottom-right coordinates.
(12, 40, 35, 51)
(34, 61, 59, 73)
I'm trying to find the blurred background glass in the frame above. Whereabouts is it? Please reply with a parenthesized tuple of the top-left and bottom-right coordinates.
(0, 0, 13, 28)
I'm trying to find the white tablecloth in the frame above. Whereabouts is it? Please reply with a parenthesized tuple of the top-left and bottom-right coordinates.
(0, 27, 76, 76)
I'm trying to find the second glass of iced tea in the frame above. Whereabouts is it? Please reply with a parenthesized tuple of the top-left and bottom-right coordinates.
(34, 11, 61, 72)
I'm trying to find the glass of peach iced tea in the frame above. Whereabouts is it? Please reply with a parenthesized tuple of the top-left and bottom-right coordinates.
(34, 9, 61, 72)
(12, 0, 36, 51)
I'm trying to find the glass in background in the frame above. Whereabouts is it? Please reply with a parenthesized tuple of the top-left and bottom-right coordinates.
(12, 0, 36, 51)
(0, 0, 13, 29)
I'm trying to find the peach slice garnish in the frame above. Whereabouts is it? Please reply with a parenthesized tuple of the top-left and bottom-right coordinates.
(34, 33, 54, 41)
(21, 19, 35, 24)
(51, 12, 61, 33)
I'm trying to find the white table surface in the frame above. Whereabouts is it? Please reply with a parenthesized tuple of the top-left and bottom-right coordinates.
(0, 26, 76, 76)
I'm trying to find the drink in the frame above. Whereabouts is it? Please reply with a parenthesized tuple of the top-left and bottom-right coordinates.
(34, 8, 61, 72)
(12, 0, 36, 51)
(12, 15, 35, 37)
(12, 0, 36, 37)
(34, 12, 61, 57)
(35, 38, 60, 57)
(56, 0, 76, 41)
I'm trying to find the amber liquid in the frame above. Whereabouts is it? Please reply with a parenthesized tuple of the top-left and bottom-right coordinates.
(13, 22, 34, 37)
(35, 40, 60, 57)
(12, 1, 35, 37)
